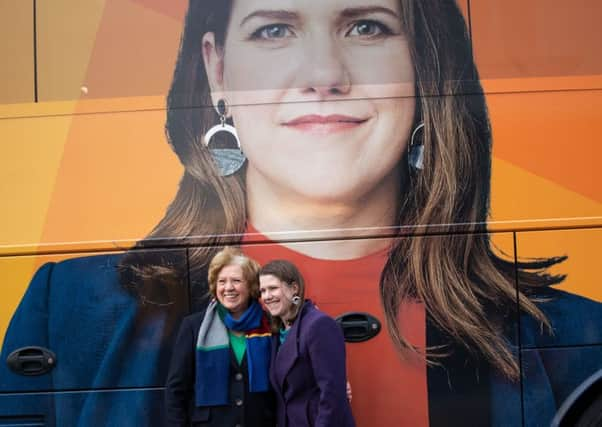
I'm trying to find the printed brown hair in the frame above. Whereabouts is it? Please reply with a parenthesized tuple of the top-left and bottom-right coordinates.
(120, 0, 564, 380)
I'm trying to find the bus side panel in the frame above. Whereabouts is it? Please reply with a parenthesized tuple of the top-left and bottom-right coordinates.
(234, 233, 521, 427)
(0, 1, 35, 104)
(517, 228, 602, 347)
(522, 346, 602, 427)
(0, 388, 165, 427)
(517, 229, 602, 426)
(472, 0, 602, 85)
(0, 250, 189, 393)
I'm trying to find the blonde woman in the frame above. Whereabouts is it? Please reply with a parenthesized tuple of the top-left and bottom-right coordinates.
(166, 247, 274, 426)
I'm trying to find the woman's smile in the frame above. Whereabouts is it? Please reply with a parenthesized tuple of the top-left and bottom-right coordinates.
(262, 294, 285, 316)
(263, 299, 281, 314)
(282, 114, 370, 135)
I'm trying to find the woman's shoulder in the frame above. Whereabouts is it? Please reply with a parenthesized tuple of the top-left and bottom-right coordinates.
(24, 253, 126, 301)
(522, 287, 602, 347)
(300, 301, 328, 320)
(300, 303, 340, 334)
(180, 307, 208, 330)
(37, 252, 123, 280)
(534, 287, 602, 321)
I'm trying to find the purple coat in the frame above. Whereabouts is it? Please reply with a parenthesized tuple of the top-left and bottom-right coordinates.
(270, 301, 355, 427)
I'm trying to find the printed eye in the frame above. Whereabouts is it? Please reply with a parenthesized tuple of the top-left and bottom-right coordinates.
(347, 20, 391, 37)
(252, 24, 294, 40)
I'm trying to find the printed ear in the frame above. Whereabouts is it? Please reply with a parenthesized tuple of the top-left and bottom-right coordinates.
(201, 32, 226, 110)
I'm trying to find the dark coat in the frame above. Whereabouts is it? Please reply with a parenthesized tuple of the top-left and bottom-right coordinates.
(165, 309, 276, 427)
(270, 301, 355, 427)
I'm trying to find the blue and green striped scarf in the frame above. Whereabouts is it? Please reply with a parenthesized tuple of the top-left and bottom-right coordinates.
(195, 300, 271, 406)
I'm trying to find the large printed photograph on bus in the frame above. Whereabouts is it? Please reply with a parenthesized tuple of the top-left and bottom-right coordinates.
(1, 0, 601, 426)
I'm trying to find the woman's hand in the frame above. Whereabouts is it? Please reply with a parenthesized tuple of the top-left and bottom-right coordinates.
(346, 381, 352, 402)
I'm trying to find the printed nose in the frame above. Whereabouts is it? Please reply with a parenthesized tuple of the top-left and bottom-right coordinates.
(297, 38, 351, 97)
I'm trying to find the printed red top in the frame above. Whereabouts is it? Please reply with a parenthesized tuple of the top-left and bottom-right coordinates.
(242, 225, 428, 427)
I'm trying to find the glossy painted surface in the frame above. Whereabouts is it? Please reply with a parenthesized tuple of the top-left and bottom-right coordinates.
(0, 250, 189, 392)
(518, 228, 602, 346)
(0, 2, 34, 104)
(472, 0, 602, 82)
(1, 1, 601, 426)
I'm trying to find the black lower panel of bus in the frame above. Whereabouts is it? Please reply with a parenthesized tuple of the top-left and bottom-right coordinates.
(0, 388, 165, 427)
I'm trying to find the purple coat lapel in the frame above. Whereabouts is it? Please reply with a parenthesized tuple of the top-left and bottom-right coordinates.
(270, 308, 303, 391)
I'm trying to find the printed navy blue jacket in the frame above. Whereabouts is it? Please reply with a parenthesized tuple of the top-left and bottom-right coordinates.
(0, 253, 600, 426)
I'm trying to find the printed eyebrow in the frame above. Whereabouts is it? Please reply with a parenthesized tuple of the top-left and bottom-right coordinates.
(340, 6, 400, 20)
(240, 10, 298, 26)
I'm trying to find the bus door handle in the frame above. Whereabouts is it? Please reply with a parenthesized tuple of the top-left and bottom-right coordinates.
(6, 346, 56, 376)
(335, 312, 381, 343)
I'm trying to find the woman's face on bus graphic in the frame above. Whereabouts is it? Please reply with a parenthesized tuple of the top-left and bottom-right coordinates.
(203, 0, 416, 204)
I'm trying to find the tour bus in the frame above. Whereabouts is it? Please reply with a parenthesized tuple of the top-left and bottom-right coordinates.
(1, 1, 601, 426)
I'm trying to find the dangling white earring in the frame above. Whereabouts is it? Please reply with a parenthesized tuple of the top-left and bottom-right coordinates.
(408, 122, 425, 171)
(291, 295, 301, 306)
(203, 99, 246, 176)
